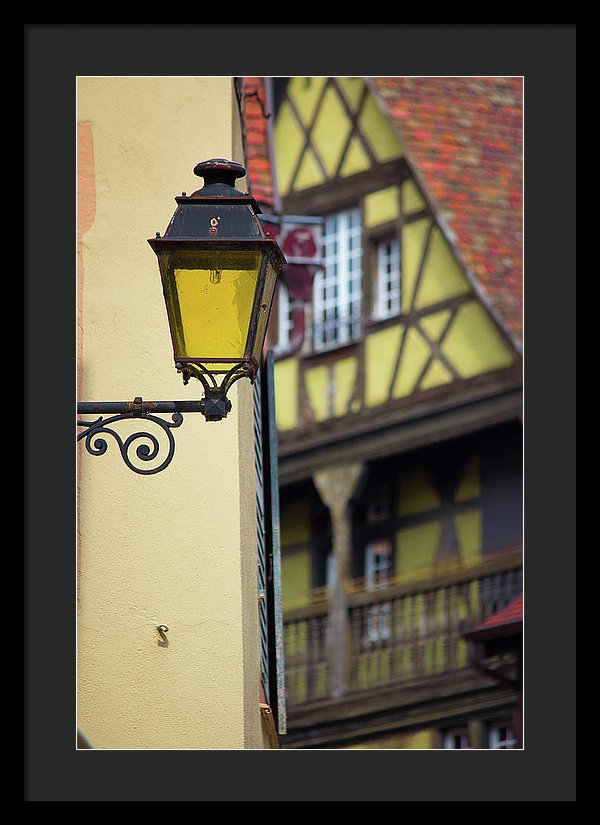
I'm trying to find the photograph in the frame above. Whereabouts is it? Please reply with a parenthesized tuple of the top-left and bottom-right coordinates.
(76, 74, 524, 752)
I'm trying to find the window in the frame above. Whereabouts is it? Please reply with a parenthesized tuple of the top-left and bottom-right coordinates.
(373, 238, 401, 320)
(365, 539, 393, 642)
(489, 722, 517, 749)
(277, 281, 293, 349)
(443, 728, 471, 749)
(313, 208, 362, 350)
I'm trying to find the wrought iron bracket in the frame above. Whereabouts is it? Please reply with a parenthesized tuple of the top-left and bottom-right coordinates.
(77, 395, 222, 475)
(175, 360, 254, 421)
(77, 398, 187, 475)
(77, 365, 255, 474)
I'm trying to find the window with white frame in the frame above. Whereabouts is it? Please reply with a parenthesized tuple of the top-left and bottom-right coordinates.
(313, 208, 362, 350)
(364, 539, 393, 642)
(489, 722, 517, 749)
(373, 238, 401, 320)
(277, 281, 293, 349)
(443, 728, 471, 749)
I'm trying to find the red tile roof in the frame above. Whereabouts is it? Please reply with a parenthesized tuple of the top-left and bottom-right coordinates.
(466, 594, 523, 641)
(242, 77, 276, 211)
(368, 77, 523, 343)
(243, 76, 523, 344)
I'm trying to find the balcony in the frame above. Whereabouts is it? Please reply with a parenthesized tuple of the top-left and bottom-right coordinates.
(283, 549, 522, 710)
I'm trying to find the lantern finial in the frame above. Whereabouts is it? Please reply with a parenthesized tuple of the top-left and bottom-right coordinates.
(192, 158, 246, 195)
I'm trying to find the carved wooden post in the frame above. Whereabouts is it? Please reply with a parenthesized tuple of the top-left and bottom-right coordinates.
(313, 463, 364, 698)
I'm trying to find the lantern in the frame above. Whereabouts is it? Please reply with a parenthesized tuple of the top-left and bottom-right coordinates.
(148, 159, 286, 420)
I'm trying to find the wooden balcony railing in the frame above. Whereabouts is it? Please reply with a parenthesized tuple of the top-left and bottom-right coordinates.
(283, 550, 522, 707)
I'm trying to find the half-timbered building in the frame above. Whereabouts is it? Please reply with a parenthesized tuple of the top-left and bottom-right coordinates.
(243, 75, 523, 749)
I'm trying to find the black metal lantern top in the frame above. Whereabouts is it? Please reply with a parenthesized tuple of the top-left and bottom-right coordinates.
(157, 159, 265, 241)
(148, 159, 286, 421)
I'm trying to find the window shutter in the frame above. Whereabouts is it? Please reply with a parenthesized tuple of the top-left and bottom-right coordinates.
(253, 349, 287, 734)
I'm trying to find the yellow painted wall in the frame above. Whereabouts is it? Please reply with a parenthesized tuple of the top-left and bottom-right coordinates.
(305, 364, 331, 422)
(441, 301, 515, 377)
(454, 509, 482, 564)
(77, 77, 265, 749)
(343, 729, 436, 749)
(280, 497, 312, 609)
(455, 454, 481, 502)
(392, 327, 431, 399)
(281, 497, 311, 546)
(401, 179, 426, 214)
(274, 357, 299, 431)
(401, 218, 430, 313)
(395, 522, 441, 579)
(364, 186, 400, 228)
(365, 324, 403, 407)
(302, 358, 360, 421)
(414, 226, 471, 309)
(333, 357, 358, 416)
(281, 550, 311, 609)
(397, 467, 441, 516)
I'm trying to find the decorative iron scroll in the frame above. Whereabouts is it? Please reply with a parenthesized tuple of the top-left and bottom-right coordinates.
(77, 410, 184, 475)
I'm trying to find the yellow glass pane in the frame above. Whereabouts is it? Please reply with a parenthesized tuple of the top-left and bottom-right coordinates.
(163, 250, 261, 362)
(251, 257, 278, 365)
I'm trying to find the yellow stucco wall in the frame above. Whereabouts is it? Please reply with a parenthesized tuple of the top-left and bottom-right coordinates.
(77, 76, 264, 749)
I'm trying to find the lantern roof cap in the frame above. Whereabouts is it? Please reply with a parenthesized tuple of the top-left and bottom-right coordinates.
(191, 158, 247, 197)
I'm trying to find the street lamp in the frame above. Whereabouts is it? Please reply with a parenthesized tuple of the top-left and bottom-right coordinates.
(148, 158, 285, 421)
(77, 159, 286, 471)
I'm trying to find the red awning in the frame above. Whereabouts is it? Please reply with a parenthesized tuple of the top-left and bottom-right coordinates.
(465, 594, 523, 642)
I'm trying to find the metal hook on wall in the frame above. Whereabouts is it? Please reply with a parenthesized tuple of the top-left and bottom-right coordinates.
(157, 624, 169, 647)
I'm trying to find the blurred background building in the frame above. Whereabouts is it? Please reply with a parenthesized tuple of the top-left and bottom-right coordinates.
(243, 76, 523, 749)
